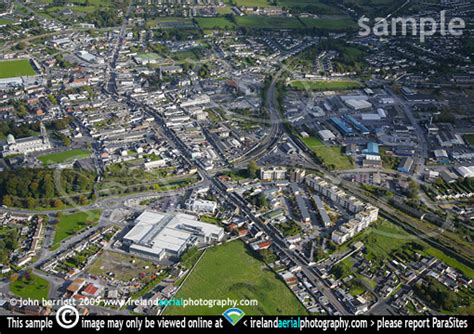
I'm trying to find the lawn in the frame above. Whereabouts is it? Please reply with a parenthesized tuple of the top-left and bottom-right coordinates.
(165, 241, 307, 315)
(51, 209, 102, 250)
(38, 149, 90, 165)
(464, 134, 474, 146)
(199, 215, 221, 224)
(301, 136, 353, 170)
(10, 273, 50, 300)
(289, 80, 361, 91)
(0, 59, 36, 79)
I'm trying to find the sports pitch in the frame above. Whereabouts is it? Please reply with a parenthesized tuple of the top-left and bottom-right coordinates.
(0, 59, 36, 79)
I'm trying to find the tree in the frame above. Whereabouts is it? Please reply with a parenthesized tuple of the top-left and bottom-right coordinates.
(63, 136, 71, 146)
(79, 195, 88, 206)
(26, 197, 37, 209)
(247, 160, 258, 179)
(407, 179, 420, 200)
(2, 195, 13, 207)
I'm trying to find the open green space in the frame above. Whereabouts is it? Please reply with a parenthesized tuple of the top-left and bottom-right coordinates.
(165, 241, 307, 315)
(289, 80, 361, 91)
(300, 136, 353, 170)
(38, 149, 90, 166)
(195, 17, 236, 30)
(300, 17, 357, 30)
(0, 18, 13, 26)
(277, 0, 345, 14)
(234, 0, 272, 7)
(0, 59, 36, 79)
(51, 209, 102, 250)
(10, 273, 50, 300)
(199, 215, 221, 224)
(193, 14, 356, 31)
(146, 17, 194, 29)
(236, 16, 303, 29)
(464, 134, 474, 146)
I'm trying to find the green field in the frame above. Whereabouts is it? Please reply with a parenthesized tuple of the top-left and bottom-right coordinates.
(146, 17, 194, 29)
(300, 17, 357, 30)
(278, 0, 345, 14)
(10, 273, 50, 300)
(235, 0, 272, 7)
(301, 136, 353, 170)
(51, 209, 102, 249)
(0, 59, 36, 79)
(38, 149, 91, 166)
(193, 14, 355, 31)
(464, 134, 474, 146)
(236, 16, 303, 29)
(195, 17, 236, 30)
(165, 241, 307, 315)
(0, 18, 13, 26)
(289, 80, 361, 91)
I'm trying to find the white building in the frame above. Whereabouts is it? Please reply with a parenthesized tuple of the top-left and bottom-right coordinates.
(187, 199, 218, 214)
(2, 123, 51, 157)
(260, 167, 287, 181)
(123, 211, 224, 261)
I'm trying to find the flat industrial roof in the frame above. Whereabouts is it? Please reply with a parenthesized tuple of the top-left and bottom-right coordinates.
(124, 211, 223, 256)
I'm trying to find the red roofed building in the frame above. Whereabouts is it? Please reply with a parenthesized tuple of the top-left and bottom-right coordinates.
(238, 229, 248, 237)
(82, 283, 100, 297)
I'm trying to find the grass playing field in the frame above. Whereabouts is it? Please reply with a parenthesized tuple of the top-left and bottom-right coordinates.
(0, 59, 36, 79)
(165, 241, 308, 315)
(51, 209, 102, 250)
(38, 149, 91, 166)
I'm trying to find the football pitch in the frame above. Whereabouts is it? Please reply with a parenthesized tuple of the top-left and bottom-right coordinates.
(0, 59, 36, 79)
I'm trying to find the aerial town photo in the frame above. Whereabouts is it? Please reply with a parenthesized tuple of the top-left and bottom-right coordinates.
(0, 0, 472, 332)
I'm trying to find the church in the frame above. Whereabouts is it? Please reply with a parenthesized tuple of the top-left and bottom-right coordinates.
(2, 123, 52, 157)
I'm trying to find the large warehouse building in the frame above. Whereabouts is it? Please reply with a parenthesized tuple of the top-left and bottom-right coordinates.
(123, 211, 224, 261)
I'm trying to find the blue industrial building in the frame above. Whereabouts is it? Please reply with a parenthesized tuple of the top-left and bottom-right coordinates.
(330, 117, 354, 136)
(363, 142, 379, 155)
(344, 115, 370, 135)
